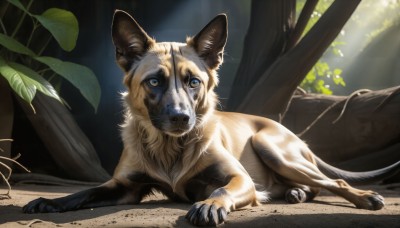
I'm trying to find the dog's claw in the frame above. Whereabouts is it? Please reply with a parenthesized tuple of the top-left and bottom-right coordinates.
(355, 192, 385, 210)
(186, 201, 227, 226)
(368, 194, 385, 210)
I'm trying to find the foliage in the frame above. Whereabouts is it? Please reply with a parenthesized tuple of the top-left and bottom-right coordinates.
(300, 60, 345, 95)
(296, 0, 346, 94)
(0, 0, 100, 112)
(297, 0, 400, 95)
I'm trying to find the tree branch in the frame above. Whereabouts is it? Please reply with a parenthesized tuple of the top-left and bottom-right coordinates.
(227, 0, 296, 111)
(236, 0, 361, 117)
(283, 86, 400, 163)
(285, 0, 319, 51)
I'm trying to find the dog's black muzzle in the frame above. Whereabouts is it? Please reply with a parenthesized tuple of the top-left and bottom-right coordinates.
(150, 105, 195, 137)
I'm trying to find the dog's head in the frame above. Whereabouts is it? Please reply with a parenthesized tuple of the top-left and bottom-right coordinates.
(112, 10, 227, 137)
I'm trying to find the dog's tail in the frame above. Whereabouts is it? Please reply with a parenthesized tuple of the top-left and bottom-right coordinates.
(315, 157, 400, 185)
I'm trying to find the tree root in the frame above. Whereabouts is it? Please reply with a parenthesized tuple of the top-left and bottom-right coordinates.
(1, 139, 30, 199)
(296, 88, 397, 137)
(331, 89, 371, 124)
(374, 85, 400, 113)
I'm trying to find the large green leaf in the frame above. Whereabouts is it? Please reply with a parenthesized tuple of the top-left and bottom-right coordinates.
(34, 8, 78, 52)
(0, 34, 100, 110)
(8, 61, 62, 103)
(0, 57, 62, 104)
(0, 57, 35, 104)
(0, 33, 36, 56)
(35, 56, 100, 112)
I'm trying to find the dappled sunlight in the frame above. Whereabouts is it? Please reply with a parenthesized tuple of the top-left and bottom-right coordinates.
(326, 0, 400, 94)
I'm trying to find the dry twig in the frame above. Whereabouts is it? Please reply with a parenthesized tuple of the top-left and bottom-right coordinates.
(1, 139, 30, 199)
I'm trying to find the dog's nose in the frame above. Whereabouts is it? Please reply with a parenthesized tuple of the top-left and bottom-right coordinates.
(169, 112, 190, 126)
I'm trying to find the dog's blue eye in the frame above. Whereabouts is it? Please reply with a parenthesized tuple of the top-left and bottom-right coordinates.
(189, 78, 201, 88)
(148, 79, 159, 87)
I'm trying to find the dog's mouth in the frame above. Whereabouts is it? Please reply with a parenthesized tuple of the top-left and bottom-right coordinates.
(149, 117, 196, 137)
(165, 129, 191, 137)
(163, 122, 195, 137)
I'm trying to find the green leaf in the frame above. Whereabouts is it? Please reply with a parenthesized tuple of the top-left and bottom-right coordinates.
(316, 80, 333, 95)
(0, 57, 35, 104)
(333, 68, 342, 76)
(0, 57, 62, 105)
(35, 56, 100, 112)
(34, 8, 78, 52)
(8, 61, 62, 103)
(316, 62, 330, 76)
(6, 0, 31, 15)
(0, 33, 36, 56)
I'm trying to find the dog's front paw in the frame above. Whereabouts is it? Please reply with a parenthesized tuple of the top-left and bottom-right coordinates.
(23, 197, 64, 213)
(356, 192, 385, 210)
(185, 200, 228, 226)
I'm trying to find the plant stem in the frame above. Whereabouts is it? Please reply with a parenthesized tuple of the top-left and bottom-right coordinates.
(0, 2, 9, 35)
(37, 68, 51, 75)
(10, 0, 34, 38)
(26, 20, 39, 48)
(0, 19, 7, 35)
(47, 72, 57, 83)
(38, 35, 52, 56)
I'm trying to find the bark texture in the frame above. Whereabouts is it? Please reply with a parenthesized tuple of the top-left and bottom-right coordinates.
(284, 87, 400, 163)
(18, 94, 110, 182)
(0, 78, 14, 171)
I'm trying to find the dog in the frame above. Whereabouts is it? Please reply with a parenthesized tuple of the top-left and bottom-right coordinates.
(23, 10, 400, 226)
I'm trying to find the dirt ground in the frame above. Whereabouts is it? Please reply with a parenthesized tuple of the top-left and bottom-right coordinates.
(0, 184, 399, 227)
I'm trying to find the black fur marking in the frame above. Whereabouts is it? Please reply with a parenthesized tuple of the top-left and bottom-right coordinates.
(127, 172, 185, 202)
(185, 164, 232, 202)
(178, 46, 183, 55)
(142, 71, 169, 130)
(23, 181, 137, 213)
(125, 66, 137, 87)
(171, 46, 179, 92)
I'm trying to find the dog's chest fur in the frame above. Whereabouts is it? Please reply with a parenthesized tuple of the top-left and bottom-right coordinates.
(121, 107, 207, 185)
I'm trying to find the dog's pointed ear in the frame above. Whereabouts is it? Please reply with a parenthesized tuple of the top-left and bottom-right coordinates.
(112, 10, 155, 72)
(188, 14, 228, 69)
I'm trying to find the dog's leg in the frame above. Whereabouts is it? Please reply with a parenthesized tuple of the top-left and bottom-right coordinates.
(252, 131, 384, 210)
(186, 175, 256, 226)
(23, 179, 146, 213)
(185, 160, 260, 226)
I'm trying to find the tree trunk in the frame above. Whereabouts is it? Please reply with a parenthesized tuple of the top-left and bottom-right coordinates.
(227, 0, 296, 111)
(0, 77, 14, 172)
(18, 93, 110, 182)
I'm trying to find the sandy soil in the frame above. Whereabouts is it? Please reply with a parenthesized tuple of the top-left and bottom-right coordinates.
(0, 184, 399, 227)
